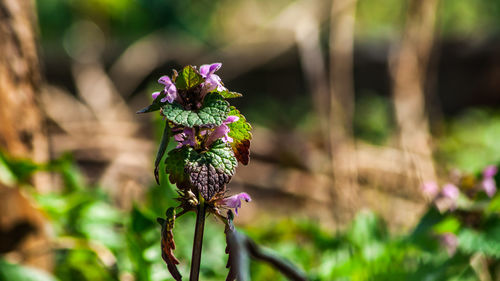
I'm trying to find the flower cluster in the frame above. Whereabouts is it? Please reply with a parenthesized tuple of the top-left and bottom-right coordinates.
(421, 164, 499, 256)
(138, 62, 253, 214)
(422, 165, 498, 212)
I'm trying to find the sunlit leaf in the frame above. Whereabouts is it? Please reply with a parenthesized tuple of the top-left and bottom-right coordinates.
(175, 65, 204, 90)
(162, 93, 230, 127)
(226, 107, 252, 165)
(219, 91, 243, 99)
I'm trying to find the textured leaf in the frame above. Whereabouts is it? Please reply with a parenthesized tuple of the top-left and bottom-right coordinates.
(175, 65, 204, 90)
(154, 124, 171, 184)
(227, 107, 252, 165)
(219, 91, 243, 99)
(185, 140, 237, 200)
(162, 93, 230, 127)
(165, 146, 193, 189)
(136, 91, 165, 114)
(157, 208, 182, 281)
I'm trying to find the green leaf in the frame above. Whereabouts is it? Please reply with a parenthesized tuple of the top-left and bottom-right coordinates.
(458, 223, 500, 258)
(165, 146, 194, 189)
(227, 106, 252, 165)
(162, 93, 230, 127)
(186, 140, 237, 200)
(0, 259, 58, 281)
(154, 124, 171, 184)
(219, 90, 243, 99)
(175, 65, 204, 90)
(432, 216, 461, 234)
(136, 92, 165, 114)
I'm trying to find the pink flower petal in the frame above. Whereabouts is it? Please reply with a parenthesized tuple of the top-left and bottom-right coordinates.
(440, 233, 458, 256)
(152, 91, 161, 100)
(422, 181, 439, 198)
(441, 184, 459, 200)
(482, 178, 497, 197)
(483, 165, 498, 179)
(222, 192, 251, 214)
(224, 115, 239, 124)
(158, 75, 173, 86)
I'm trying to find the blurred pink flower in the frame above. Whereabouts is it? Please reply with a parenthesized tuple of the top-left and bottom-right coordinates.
(483, 165, 498, 178)
(441, 184, 459, 201)
(422, 181, 439, 198)
(481, 165, 498, 197)
(440, 233, 458, 256)
(435, 183, 460, 212)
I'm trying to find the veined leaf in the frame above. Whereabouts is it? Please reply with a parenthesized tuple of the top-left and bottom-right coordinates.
(165, 146, 193, 189)
(162, 93, 230, 127)
(175, 65, 204, 90)
(186, 140, 237, 200)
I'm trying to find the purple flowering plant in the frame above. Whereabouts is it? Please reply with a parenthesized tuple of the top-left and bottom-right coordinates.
(419, 164, 500, 260)
(138, 63, 253, 280)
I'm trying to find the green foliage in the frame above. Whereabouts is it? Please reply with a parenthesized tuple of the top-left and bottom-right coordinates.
(165, 146, 193, 187)
(458, 223, 500, 258)
(438, 109, 500, 172)
(162, 93, 230, 127)
(3, 129, 500, 281)
(353, 93, 393, 145)
(0, 259, 57, 281)
(175, 65, 204, 90)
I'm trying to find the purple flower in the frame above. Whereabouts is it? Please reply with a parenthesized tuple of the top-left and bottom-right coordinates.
(482, 178, 496, 197)
(481, 165, 498, 197)
(439, 233, 458, 256)
(199, 63, 226, 92)
(483, 165, 498, 178)
(422, 181, 439, 199)
(156, 75, 178, 103)
(206, 116, 239, 146)
(441, 184, 459, 201)
(435, 183, 460, 212)
(174, 128, 196, 148)
(221, 192, 251, 215)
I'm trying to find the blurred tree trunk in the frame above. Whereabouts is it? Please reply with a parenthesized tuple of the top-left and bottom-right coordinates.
(390, 0, 438, 191)
(329, 0, 359, 224)
(295, 14, 330, 149)
(0, 0, 52, 272)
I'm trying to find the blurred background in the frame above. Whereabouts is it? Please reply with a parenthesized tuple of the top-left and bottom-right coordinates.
(1, 0, 500, 280)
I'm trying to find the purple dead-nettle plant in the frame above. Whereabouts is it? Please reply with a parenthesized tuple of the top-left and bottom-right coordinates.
(137, 63, 253, 281)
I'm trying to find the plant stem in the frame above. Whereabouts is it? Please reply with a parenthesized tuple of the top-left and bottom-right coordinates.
(189, 197, 206, 281)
